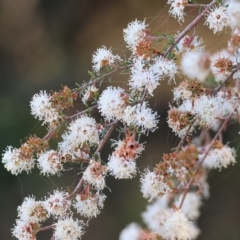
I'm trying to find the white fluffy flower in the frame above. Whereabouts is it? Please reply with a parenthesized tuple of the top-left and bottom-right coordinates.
(129, 59, 160, 96)
(37, 150, 63, 176)
(30, 91, 59, 125)
(98, 86, 128, 121)
(54, 217, 84, 240)
(193, 94, 233, 127)
(82, 160, 107, 190)
(12, 220, 40, 240)
(193, 95, 234, 128)
(201, 145, 236, 170)
(142, 202, 199, 239)
(73, 192, 106, 218)
(123, 102, 159, 133)
(142, 195, 170, 231)
(123, 20, 148, 51)
(2, 146, 35, 175)
(45, 190, 71, 218)
(119, 223, 141, 240)
(17, 197, 48, 223)
(92, 46, 121, 72)
(172, 84, 192, 102)
(140, 169, 172, 201)
(181, 51, 210, 82)
(205, 5, 231, 34)
(226, 0, 240, 29)
(167, 0, 187, 22)
(210, 50, 234, 83)
(152, 56, 178, 83)
(174, 192, 202, 220)
(59, 115, 100, 155)
(107, 155, 137, 179)
(158, 209, 200, 240)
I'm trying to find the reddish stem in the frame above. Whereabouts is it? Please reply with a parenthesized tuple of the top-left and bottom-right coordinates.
(178, 115, 232, 209)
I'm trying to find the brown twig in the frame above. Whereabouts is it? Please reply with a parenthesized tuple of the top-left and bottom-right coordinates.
(66, 105, 98, 120)
(174, 123, 195, 153)
(67, 178, 84, 200)
(37, 224, 55, 233)
(213, 63, 240, 93)
(79, 65, 131, 91)
(185, 3, 208, 7)
(178, 114, 232, 209)
(164, 0, 216, 58)
(95, 120, 118, 154)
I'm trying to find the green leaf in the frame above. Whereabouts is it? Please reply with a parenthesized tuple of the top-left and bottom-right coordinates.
(88, 70, 95, 78)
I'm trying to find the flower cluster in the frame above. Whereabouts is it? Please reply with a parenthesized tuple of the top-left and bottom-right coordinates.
(3, 1, 240, 240)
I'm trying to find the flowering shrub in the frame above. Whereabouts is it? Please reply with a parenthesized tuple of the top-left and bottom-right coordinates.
(2, 0, 240, 239)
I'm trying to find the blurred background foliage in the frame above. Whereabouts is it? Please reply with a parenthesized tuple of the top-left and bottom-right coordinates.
(1, 0, 240, 239)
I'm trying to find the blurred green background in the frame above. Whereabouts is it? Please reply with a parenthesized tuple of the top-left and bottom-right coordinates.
(1, 0, 240, 239)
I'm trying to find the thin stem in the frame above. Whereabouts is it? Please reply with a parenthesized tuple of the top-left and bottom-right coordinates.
(178, 115, 232, 209)
(213, 63, 240, 93)
(41, 105, 98, 141)
(95, 121, 118, 154)
(66, 105, 98, 120)
(175, 123, 194, 153)
(164, 0, 216, 58)
(67, 122, 118, 200)
(38, 224, 55, 232)
(185, 3, 207, 7)
(80, 65, 131, 91)
(67, 178, 84, 200)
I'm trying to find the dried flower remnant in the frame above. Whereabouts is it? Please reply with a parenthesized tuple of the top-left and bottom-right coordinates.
(107, 136, 144, 179)
(51, 86, 78, 111)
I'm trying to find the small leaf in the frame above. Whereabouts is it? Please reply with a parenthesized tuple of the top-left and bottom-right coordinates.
(88, 70, 95, 78)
